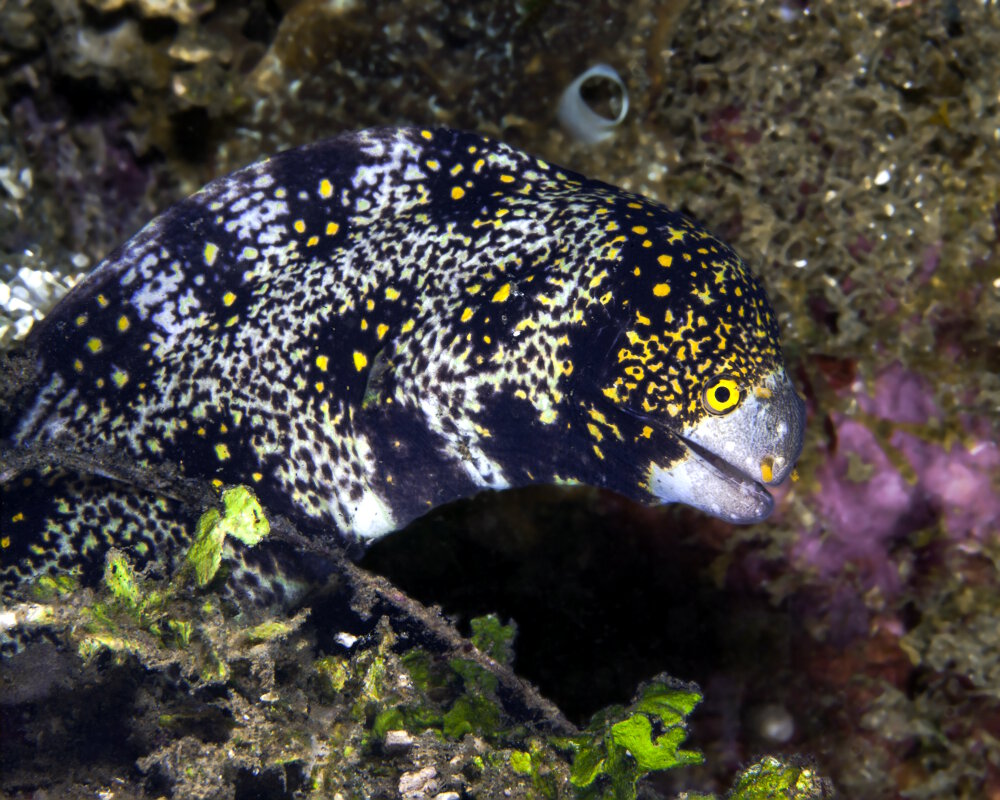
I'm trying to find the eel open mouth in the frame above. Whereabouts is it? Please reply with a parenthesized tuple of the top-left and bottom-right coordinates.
(663, 433, 775, 524)
(678, 433, 770, 492)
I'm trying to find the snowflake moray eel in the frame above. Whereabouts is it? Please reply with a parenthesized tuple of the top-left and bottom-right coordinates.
(1, 127, 805, 601)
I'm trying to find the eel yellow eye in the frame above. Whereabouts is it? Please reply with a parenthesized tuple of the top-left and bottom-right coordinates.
(702, 376, 742, 415)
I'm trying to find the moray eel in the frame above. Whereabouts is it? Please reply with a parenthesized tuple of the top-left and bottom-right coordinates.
(1, 127, 804, 598)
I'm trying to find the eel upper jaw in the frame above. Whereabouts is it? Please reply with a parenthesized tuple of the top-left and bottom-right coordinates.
(648, 434, 774, 524)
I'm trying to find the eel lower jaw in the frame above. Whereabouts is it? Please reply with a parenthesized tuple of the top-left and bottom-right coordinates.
(649, 434, 774, 524)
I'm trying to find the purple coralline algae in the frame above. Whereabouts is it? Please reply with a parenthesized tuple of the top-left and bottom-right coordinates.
(801, 363, 1000, 595)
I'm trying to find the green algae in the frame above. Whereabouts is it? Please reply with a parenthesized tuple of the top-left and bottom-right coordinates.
(104, 551, 142, 608)
(103, 549, 168, 622)
(470, 612, 517, 665)
(76, 632, 142, 661)
(359, 643, 391, 704)
(501, 741, 562, 799)
(5, 480, 835, 798)
(61, 487, 287, 673)
(184, 486, 270, 587)
(66, 486, 273, 662)
(315, 655, 350, 696)
(400, 649, 434, 692)
(355, 649, 506, 746)
(352, 642, 714, 799)
(372, 706, 406, 740)
(199, 649, 230, 684)
(30, 573, 79, 601)
(729, 756, 831, 799)
(510, 749, 533, 774)
(219, 485, 271, 546)
(184, 507, 226, 587)
(73, 549, 169, 660)
(242, 619, 295, 645)
(558, 676, 703, 799)
(442, 692, 502, 740)
(7, 527, 835, 799)
(166, 618, 192, 648)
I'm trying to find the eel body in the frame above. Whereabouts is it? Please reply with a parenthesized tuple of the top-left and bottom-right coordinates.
(1, 127, 804, 596)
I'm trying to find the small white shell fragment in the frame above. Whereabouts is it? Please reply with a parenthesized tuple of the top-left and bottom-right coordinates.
(557, 63, 629, 144)
(384, 729, 415, 752)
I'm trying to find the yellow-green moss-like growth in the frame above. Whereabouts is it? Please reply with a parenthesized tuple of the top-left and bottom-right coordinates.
(184, 486, 270, 587)
(219, 486, 271, 546)
(100, 549, 165, 625)
(561, 675, 703, 799)
(31, 573, 79, 601)
(104, 551, 142, 610)
(729, 756, 832, 800)
(315, 656, 351, 697)
(242, 620, 295, 645)
(505, 742, 562, 799)
(470, 613, 517, 665)
(442, 659, 502, 739)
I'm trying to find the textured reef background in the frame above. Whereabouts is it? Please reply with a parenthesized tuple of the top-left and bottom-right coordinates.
(1, 1, 999, 798)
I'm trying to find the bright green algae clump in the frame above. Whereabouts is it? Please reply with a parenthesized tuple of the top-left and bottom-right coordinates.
(558, 678, 703, 799)
(184, 486, 270, 587)
(729, 756, 831, 800)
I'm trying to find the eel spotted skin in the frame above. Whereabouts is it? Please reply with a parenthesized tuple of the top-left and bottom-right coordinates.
(1, 127, 805, 597)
